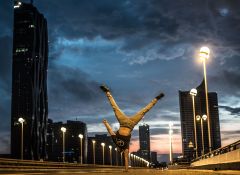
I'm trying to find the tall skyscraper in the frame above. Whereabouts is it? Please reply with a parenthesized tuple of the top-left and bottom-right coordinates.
(138, 124, 151, 161)
(179, 80, 221, 161)
(11, 1, 48, 160)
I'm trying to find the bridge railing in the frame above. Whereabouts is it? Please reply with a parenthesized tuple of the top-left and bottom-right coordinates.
(192, 139, 240, 162)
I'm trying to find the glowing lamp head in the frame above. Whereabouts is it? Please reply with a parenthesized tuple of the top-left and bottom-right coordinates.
(101, 142, 105, 147)
(202, 114, 207, 120)
(196, 115, 201, 121)
(199, 46, 210, 61)
(109, 145, 112, 149)
(61, 127, 66, 133)
(190, 88, 197, 96)
(78, 134, 83, 139)
(92, 140, 96, 144)
(169, 122, 173, 127)
(18, 117, 25, 124)
(14, 1, 22, 8)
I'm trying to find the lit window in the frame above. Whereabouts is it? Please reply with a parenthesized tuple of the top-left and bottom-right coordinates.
(16, 48, 28, 53)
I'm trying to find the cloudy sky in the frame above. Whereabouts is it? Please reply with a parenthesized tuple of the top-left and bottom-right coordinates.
(0, 0, 240, 156)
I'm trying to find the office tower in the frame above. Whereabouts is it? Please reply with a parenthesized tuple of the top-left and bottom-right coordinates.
(179, 80, 221, 161)
(150, 151, 158, 163)
(138, 124, 151, 161)
(11, 1, 48, 160)
(47, 120, 88, 163)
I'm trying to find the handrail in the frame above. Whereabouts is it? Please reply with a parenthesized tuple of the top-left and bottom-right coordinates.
(192, 139, 240, 162)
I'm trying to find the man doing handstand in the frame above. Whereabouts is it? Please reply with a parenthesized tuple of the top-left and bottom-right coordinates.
(100, 85, 164, 171)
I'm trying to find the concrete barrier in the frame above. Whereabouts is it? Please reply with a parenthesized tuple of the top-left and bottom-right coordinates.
(191, 149, 240, 170)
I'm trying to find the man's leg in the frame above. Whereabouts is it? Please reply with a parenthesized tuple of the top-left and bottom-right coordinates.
(131, 93, 164, 124)
(100, 85, 127, 122)
(103, 119, 116, 136)
(123, 149, 129, 172)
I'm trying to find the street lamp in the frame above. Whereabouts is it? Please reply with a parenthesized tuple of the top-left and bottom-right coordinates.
(169, 122, 173, 164)
(196, 115, 207, 155)
(199, 46, 212, 152)
(109, 145, 112, 165)
(101, 142, 105, 165)
(61, 127, 66, 162)
(190, 88, 198, 158)
(92, 140, 96, 165)
(18, 117, 25, 160)
(115, 148, 118, 166)
(78, 134, 83, 164)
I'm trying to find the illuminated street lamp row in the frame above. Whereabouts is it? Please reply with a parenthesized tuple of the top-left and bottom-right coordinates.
(60, 127, 84, 163)
(17, 119, 149, 166)
(189, 46, 212, 158)
(129, 153, 150, 167)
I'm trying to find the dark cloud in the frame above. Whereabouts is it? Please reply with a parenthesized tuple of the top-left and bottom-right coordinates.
(0, 36, 12, 84)
(0, 1, 13, 37)
(48, 63, 113, 122)
(219, 106, 240, 116)
(0, 1, 12, 153)
(209, 69, 240, 95)
(0, 132, 10, 154)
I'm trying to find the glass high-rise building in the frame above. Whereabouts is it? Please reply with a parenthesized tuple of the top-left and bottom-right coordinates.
(11, 1, 48, 160)
(138, 124, 150, 161)
(179, 80, 221, 161)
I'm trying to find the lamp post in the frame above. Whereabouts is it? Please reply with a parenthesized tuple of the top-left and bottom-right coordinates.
(109, 145, 112, 165)
(169, 122, 173, 164)
(133, 155, 136, 167)
(101, 143, 105, 165)
(196, 115, 207, 155)
(92, 140, 96, 165)
(190, 88, 198, 158)
(199, 46, 212, 152)
(129, 154, 132, 166)
(18, 117, 25, 160)
(115, 148, 118, 166)
(78, 134, 83, 164)
(61, 127, 66, 162)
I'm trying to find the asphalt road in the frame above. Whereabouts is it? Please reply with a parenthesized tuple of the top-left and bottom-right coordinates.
(0, 168, 240, 175)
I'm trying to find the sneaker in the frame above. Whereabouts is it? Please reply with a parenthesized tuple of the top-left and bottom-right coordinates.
(100, 84, 110, 92)
(156, 93, 164, 100)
